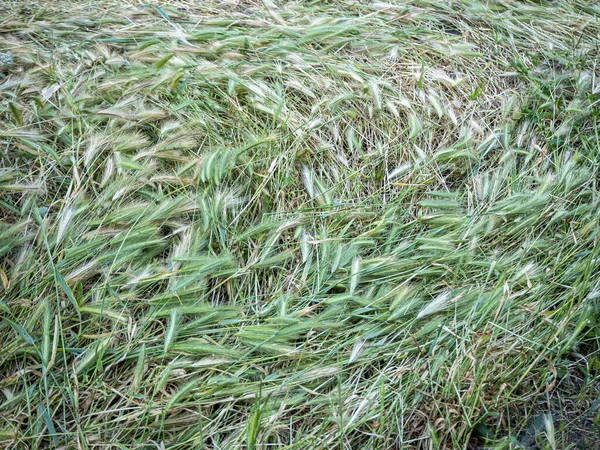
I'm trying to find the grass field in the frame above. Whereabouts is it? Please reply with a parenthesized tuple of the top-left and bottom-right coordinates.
(1, 0, 600, 448)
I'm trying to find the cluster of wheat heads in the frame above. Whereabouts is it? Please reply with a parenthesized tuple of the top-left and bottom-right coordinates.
(1, 0, 599, 448)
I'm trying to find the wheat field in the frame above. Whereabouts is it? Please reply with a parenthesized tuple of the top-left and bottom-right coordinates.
(1, 1, 600, 448)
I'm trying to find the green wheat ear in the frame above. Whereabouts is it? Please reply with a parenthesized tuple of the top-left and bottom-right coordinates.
(0, 52, 12, 70)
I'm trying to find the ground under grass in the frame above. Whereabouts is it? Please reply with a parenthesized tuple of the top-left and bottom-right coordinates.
(1, 0, 600, 448)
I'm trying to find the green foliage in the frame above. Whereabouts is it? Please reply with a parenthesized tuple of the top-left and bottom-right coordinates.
(1, 0, 599, 448)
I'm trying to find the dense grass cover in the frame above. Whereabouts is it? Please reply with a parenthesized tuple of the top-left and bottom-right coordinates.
(1, 1, 600, 448)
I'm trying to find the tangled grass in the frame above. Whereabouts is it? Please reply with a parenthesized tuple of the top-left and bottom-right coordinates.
(1, 0, 600, 448)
